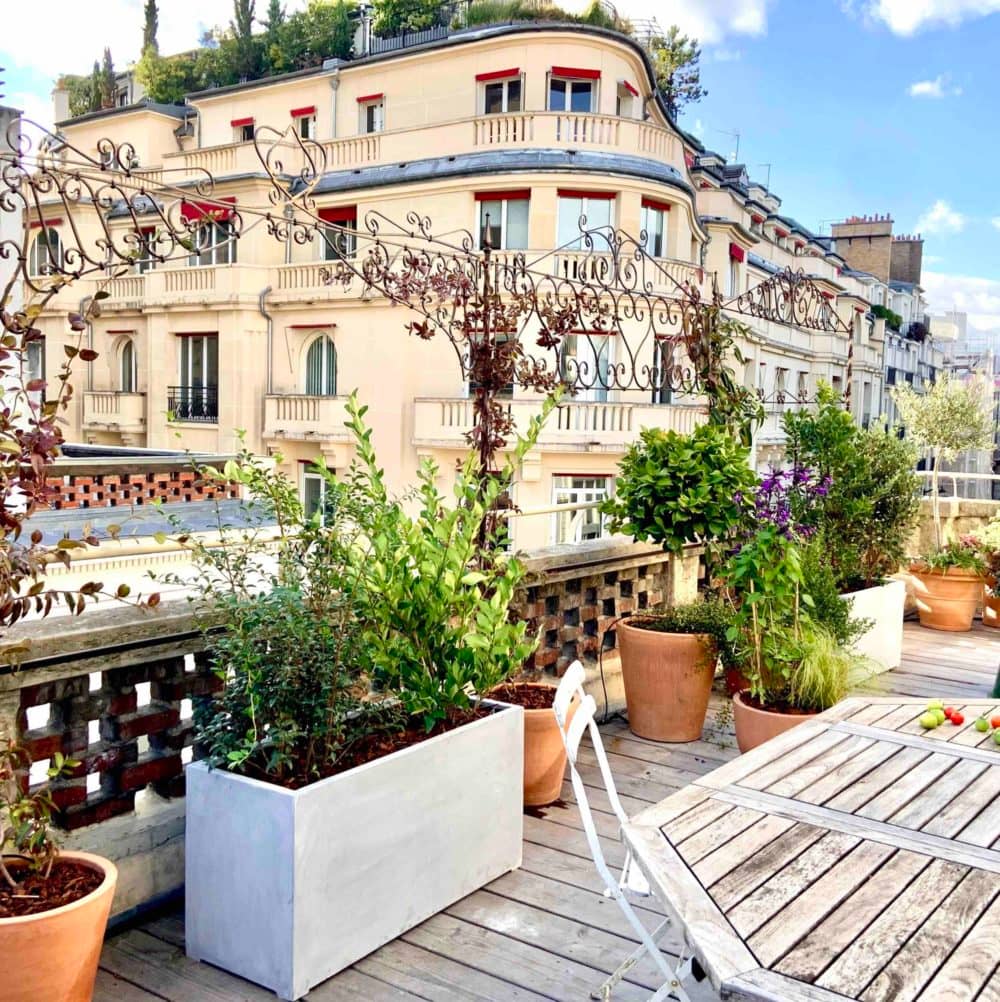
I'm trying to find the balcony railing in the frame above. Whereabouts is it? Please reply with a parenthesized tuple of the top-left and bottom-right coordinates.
(82, 391, 146, 432)
(413, 397, 704, 449)
(168, 386, 218, 423)
(263, 394, 351, 441)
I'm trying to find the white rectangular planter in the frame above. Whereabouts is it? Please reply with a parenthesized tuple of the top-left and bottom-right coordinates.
(843, 579, 906, 672)
(185, 703, 524, 1000)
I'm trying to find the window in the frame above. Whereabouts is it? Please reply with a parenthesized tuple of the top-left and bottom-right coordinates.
(552, 475, 612, 544)
(728, 259, 740, 297)
(302, 466, 334, 522)
(468, 331, 515, 398)
(775, 367, 788, 399)
(797, 371, 808, 400)
(237, 123, 254, 142)
(172, 334, 218, 422)
(319, 208, 357, 261)
(652, 340, 672, 405)
(28, 228, 62, 276)
(120, 340, 136, 393)
(305, 335, 337, 396)
(189, 221, 237, 267)
(298, 115, 315, 140)
(616, 82, 637, 118)
(557, 193, 613, 249)
(549, 77, 595, 113)
(640, 200, 668, 258)
(477, 194, 529, 250)
(560, 333, 610, 403)
(483, 77, 521, 114)
(136, 227, 156, 274)
(23, 337, 44, 402)
(358, 95, 384, 134)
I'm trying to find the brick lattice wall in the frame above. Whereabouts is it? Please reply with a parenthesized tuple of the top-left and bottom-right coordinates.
(45, 471, 240, 510)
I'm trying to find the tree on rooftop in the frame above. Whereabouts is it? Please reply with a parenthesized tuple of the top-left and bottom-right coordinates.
(650, 26, 706, 120)
(99, 48, 117, 109)
(135, 48, 200, 105)
(269, 0, 355, 73)
(372, 0, 442, 35)
(142, 0, 159, 54)
(263, 0, 286, 70)
(231, 0, 263, 80)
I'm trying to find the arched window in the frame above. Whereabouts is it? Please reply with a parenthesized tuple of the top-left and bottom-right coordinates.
(120, 340, 136, 393)
(28, 229, 62, 276)
(305, 335, 336, 396)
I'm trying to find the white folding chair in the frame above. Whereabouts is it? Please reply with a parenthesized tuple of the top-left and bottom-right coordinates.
(554, 661, 701, 1002)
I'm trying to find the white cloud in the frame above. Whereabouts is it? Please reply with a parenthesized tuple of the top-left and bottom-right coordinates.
(712, 47, 743, 61)
(991, 217, 1000, 231)
(860, 0, 1000, 35)
(915, 200, 967, 234)
(923, 271, 1000, 331)
(570, 0, 773, 44)
(907, 74, 962, 97)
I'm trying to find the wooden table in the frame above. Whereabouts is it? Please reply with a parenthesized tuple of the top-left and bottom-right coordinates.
(622, 697, 1000, 1002)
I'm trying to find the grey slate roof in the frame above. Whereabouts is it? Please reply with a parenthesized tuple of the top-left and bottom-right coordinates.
(56, 99, 192, 128)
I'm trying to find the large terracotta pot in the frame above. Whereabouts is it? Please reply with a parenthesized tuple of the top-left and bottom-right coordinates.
(0, 851, 117, 1002)
(909, 564, 984, 632)
(617, 620, 715, 742)
(984, 592, 1000, 629)
(732, 691, 817, 754)
(523, 685, 577, 807)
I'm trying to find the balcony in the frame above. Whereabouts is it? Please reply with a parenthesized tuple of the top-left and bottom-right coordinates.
(263, 394, 352, 442)
(413, 397, 704, 451)
(167, 386, 218, 423)
(82, 392, 147, 439)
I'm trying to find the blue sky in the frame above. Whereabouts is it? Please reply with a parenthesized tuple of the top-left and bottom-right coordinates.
(2, 0, 998, 326)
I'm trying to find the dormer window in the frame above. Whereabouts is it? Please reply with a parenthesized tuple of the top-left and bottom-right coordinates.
(477, 69, 522, 114)
(357, 94, 384, 134)
(291, 106, 316, 139)
(231, 117, 254, 143)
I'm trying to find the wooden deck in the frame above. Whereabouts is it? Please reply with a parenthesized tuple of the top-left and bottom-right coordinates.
(94, 622, 1000, 1002)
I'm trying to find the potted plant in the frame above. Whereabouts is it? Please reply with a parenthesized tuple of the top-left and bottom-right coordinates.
(600, 423, 755, 741)
(893, 373, 994, 631)
(784, 385, 920, 669)
(724, 468, 874, 752)
(181, 395, 543, 1001)
(979, 516, 1000, 628)
(613, 598, 735, 741)
(1, 742, 118, 1002)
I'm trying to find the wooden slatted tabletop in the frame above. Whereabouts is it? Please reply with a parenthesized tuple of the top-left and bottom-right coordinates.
(623, 696, 1000, 1002)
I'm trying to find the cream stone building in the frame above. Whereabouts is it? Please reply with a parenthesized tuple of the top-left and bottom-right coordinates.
(29, 23, 882, 547)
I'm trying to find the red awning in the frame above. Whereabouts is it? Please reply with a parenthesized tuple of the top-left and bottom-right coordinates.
(621, 79, 639, 97)
(641, 197, 672, 213)
(751, 213, 765, 224)
(475, 68, 519, 82)
(180, 197, 236, 223)
(820, 291, 835, 301)
(775, 227, 789, 238)
(290, 105, 316, 118)
(551, 66, 601, 80)
(289, 323, 337, 329)
(29, 218, 63, 229)
(475, 189, 530, 201)
(729, 243, 746, 263)
(318, 206, 357, 224)
(854, 305, 866, 314)
(557, 189, 616, 200)
(230, 116, 254, 127)
(356, 93, 383, 104)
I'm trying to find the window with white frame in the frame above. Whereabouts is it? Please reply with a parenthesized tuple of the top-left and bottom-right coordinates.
(640, 200, 668, 258)
(23, 337, 44, 401)
(302, 466, 333, 522)
(359, 96, 384, 134)
(232, 119, 254, 143)
(28, 228, 62, 276)
(557, 193, 613, 249)
(295, 114, 315, 139)
(477, 194, 529, 250)
(775, 367, 789, 399)
(305, 335, 337, 396)
(552, 475, 613, 544)
(136, 226, 156, 274)
(174, 334, 218, 422)
(616, 82, 637, 118)
(482, 75, 521, 114)
(189, 221, 237, 267)
(560, 333, 610, 403)
(797, 371, 808, 400)
(120, 339, 137, 393)
(319, 207, 357, 260)
(652, 340, 672, 405)
(728, 258, 740, 297)
(549, 75, 596, 112)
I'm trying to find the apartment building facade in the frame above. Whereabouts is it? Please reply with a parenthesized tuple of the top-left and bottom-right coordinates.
(29, 23, 881, 546)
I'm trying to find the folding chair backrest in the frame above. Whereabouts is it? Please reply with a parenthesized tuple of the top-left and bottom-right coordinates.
(554, 660, 586, 730)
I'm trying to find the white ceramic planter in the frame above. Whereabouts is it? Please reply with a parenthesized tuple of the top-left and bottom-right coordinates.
(843, 579, 906, 672)
(185, 702, 524, 1000)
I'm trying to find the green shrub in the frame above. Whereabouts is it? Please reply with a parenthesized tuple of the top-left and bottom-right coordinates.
(601, 423, 755, 557)
(633, 596, 737, 667)
(788, 627, 876, 712)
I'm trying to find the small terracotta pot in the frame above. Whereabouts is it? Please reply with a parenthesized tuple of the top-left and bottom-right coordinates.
(522, 685, 577, 807)
(909, 564, 984, 632)
(1, 851, 117, 1002)
(984, 592, 1000, 629)
(617, 620, 715, 743)
(732, 691, 817, 754)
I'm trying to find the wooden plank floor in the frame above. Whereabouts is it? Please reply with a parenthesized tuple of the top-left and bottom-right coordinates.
(94, 622, 1000, 1002)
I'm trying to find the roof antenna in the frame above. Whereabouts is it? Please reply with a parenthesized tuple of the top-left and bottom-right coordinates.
(757, 163, 772, 189)
(714, 128, 740, 162)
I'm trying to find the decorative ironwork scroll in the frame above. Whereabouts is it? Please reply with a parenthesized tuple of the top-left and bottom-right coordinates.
(721, 267, 852, 336)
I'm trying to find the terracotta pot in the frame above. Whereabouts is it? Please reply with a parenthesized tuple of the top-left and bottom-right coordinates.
(522, 685, 577, 807)
(732, 691, 817, 754)
(984, 592, 1000, 629)
(617, 620, 715, 742)
(909, 564, 984, 632)
(1, 851, 117, 1002)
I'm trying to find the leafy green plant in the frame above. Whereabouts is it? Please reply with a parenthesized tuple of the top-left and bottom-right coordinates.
(915, 537, 986, 576)
(788, 627, 876, 713)
(601, 422, 755, 559)
(0, 741, 76, 888)
(799, 536, 870, 648)
(345, 394, 551, 730)
(631, 596, 737, 668)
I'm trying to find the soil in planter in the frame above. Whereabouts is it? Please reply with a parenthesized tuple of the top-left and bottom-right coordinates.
(0, 859, 103, 918)
(738, 693, 818, 716)
(488, 682, 555, 710)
